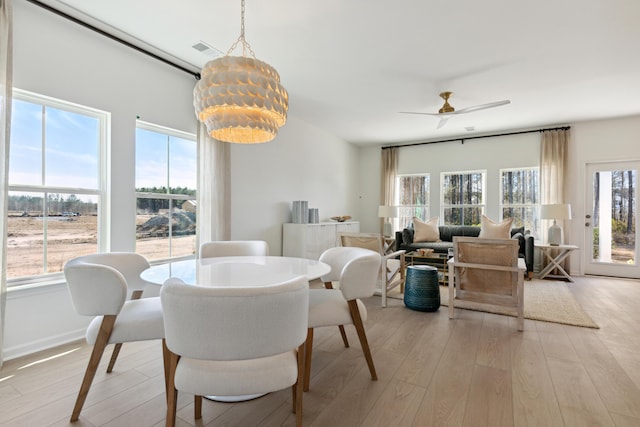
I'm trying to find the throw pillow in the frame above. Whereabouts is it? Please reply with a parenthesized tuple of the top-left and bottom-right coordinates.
(478, 215, 513, 239)
(413, 216, 440, 242)
(402, 228, 414, 244)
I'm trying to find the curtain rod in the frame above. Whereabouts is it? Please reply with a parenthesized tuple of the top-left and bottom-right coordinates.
(381, 125, 571, 150)
(26, 0, 201, 80)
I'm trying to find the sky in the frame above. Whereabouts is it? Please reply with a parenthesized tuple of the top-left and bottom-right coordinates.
(9, 98, 196, 194)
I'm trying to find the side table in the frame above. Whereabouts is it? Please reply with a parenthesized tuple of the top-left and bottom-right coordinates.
(535, 243, 579, 282)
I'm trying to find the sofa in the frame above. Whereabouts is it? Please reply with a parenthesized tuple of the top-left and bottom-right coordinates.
(395, 225, 534, 277)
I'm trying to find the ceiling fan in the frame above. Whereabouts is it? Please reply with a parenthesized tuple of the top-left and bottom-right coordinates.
(400, 91, 511, 129)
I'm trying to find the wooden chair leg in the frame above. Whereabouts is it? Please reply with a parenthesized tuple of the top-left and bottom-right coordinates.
(71, 315, 116, 422)
(338, 325, 349, 348)
(166, 352, 180, 427)
(303, 328, 314, 392)
(106, 290, 143, 373)
(324, 282, 349, 347)
(293, 343, 305, 427)
(347, 300, 377, 381)
(194, 395, 203, 420)
(162, 339, 170, 402)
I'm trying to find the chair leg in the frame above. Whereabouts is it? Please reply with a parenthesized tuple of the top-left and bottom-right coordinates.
(162, 339, 170, 403)
(347, 300, 377, 381)
(106, 290, 143, 373)
(194, 395, 203, 420)
(324, 281, 349, 347)
(166, 352, 180, 427)
(303, 328, 314, 392)
(338, 325, 349, 348)
(70, 315, 116, 422)
(293, 343, 305, 427)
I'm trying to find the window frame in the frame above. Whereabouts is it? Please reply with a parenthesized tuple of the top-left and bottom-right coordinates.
(7, 89, 110, 287)
(134, 120, 197, 262)
(440, 169, 486, 225)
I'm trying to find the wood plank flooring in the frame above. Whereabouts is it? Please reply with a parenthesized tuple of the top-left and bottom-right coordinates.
(1, 275, 639, 426)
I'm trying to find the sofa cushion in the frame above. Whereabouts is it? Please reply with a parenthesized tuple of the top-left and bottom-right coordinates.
(413, 217, 440, 242)
(439, 225, 481, 242)
(510, 226, 524, 237)
(478, 215, 513, 239)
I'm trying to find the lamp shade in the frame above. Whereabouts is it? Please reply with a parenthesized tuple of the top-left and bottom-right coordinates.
(378, 205, 398, 218)
(194, 56, 289, 144)
(540, 204, 572, 220)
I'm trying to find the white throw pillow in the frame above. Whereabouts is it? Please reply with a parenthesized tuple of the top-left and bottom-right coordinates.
(478, 215, 513, 239)
(413, 217, 440, 242)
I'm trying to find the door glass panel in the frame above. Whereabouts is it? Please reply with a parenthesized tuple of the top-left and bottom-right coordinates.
(591, 169, 636, 265)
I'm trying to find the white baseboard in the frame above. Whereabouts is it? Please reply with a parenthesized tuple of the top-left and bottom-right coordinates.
(3, 329, 85, 361)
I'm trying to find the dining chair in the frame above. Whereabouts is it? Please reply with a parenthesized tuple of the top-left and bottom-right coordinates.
(161, 276, 309, 427)
(198, 240, 270, 258)
(304, 246, 381, 391)
(64, 257, 166, 422)
(338, 232, 406, 307)
(65, 252, 154, 373)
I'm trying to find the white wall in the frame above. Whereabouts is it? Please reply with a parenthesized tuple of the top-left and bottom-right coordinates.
(5, 2, 359, 360)
(230, 117, 360, 256)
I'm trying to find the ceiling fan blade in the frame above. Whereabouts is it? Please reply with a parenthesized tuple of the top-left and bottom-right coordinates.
(452, 100, 510, 115)
(399, 111, 441, 117)
(436, 116, 449, 129)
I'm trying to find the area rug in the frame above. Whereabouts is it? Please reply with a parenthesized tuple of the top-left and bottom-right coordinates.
(437, 279, 599, 328)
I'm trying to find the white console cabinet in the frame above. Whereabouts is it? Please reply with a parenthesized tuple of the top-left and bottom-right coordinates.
(282, 221, 360, 260)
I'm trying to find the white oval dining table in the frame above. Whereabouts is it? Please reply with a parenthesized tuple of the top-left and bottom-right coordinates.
(140, 255, 331, 403)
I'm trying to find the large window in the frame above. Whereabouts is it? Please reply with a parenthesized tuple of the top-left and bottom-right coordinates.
(7, 90, 107, 284)
(395, 174, 429, 229)
(441, 170, 485, 225)
(135, 121, 196, 261)
(500, 167, 540, 235)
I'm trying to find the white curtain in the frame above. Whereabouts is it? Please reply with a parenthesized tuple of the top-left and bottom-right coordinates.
(0, 0, 13, 368)
(380, 147, 398, 233)
(540, 129, 570, 270)
(196, 123, 230, 255)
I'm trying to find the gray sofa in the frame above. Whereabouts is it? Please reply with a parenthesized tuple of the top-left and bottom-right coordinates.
(395, 225, 534, 277)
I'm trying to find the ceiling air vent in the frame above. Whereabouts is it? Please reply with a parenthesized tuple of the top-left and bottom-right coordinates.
(192, 41, 223, 58)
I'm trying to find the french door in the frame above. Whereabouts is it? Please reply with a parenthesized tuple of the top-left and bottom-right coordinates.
(585, 161, 639, 277)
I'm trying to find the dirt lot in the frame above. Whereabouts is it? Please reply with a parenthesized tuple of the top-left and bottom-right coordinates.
(6, 215, 195, 279)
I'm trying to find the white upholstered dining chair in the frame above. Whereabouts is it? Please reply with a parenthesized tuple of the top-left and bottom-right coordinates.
(161, 276, 309, 427)
(304, 246, 381, 391)
(64, 252, 154, 372)
(64, 256, 166, 422)
(199, 240, 270, 258)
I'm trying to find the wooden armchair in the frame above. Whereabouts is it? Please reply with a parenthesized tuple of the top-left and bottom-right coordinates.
(338, 232, 406, 307)
(448, 237, 525, 331)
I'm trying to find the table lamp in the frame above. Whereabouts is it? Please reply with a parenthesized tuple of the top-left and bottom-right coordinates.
(378, 205, 398, 237)
(541, 203, 572, 245)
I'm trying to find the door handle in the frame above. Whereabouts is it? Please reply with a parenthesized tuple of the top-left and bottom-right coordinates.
(585, 222, 590, 226)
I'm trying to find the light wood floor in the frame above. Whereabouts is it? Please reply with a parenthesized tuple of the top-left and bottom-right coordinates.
(1, 275, 640, 426)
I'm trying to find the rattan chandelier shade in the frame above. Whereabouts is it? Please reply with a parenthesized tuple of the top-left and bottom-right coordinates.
(194, 56, 288, 144)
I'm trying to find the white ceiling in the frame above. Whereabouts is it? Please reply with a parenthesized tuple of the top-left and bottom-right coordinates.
(35, 0, 640, 146)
